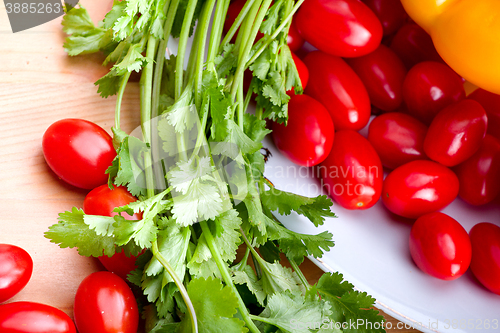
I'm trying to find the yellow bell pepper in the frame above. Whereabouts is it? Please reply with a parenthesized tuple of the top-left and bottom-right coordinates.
(401, 0, 500, 94)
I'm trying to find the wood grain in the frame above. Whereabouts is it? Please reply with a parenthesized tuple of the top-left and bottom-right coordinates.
(0, 0, 420, 331)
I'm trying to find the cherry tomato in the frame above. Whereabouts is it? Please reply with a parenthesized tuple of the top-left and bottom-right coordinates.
(295, 0, 383, 58)
(361, 0, 408, 36)
(382, 160, 459, 219)
(467, 88, 500, 142)
(402, 61, 466, 125)
(287, 19, 305, 52)
(303, 51, 371, 131)
(469, 223, 500, 295)
(389, 23, 444, 70)
(0, 301, 76, 333)
(318, 130, 383, 209)
(345, 44, 407, 112)
(42, 119, 116, 189)
(368, 112, 428, 170)
(74, 271, 139, 333)
(0, 244, 33, 303)
(409, 212, 471, 280)
(424, 99, 487, 167)
(272, 94, 334, 166)
(287, 52, 309, 96)
(453, 135, 500, 206)
(83, 185, 143, 280)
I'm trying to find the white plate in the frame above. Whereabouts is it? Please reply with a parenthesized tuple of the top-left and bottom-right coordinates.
(262, 134, 500, 333)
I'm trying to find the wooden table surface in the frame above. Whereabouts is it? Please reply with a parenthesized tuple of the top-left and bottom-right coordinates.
(0, 1, 420, 332)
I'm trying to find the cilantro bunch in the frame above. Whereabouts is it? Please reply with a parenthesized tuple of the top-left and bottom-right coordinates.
(46, 1, 386, 332)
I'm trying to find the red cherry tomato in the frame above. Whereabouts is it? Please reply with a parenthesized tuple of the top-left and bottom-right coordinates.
(0, 245, 33, 303)
(74, 271, 139, 333)
(42, 119, 116, 189)
(83, 185, 143, 280)
(368, 112, 428, 169)
(409, 212, 471, 280)
(467, 88, 500, 142)
(303, 51, 371, 131)
(287, 19, 304, 52)
(287, 52, 309, 96)
(454, 135, 500, 206)
(0, 301, 76, 333)
(319, 130, 383, 209)
(402, 61, 466, 125)
(272, 94, 334, 166)
(345, 44, 407, 112)
(389, 23, 444, 70)
(295, 0, 383, 58)
(382, 160, 459, 219)
(469, 223, 500, 295)
(424, 99, 487, 167)
(361, 0, 408, 36)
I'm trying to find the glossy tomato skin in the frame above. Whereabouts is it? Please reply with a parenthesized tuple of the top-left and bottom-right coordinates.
(382, 160, 459, 219)
(0, 245, 33, 303)
(319, 130, 383, 209)
(287, 52, 309, 96)
(0, 301, 76, 333)
(42, 119, 116, 189)
(402, 61, 466, 125)
(345, 44, 407, 112)
(361, 0, 408, 36)
(368, 112, 428, 169)
(272, 94, 334, 166)
(409, 212, 471, 280)
(469, 223, 500, 295)
(287, 19, 305, 52)
(389, 23, 443, 70)
(295, 0, 383, 57)
(74, 271, 139, 333)
(83, 185, 142, 280)
(303, 51, 371, 131)
(453, 135, 500, 206)
(424, 99, 488, 167)
(468, 88, 500, 142)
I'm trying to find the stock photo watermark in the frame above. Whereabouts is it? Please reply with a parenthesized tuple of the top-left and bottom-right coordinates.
(290, 318, 499, 331)
(4, 0, 79, 32)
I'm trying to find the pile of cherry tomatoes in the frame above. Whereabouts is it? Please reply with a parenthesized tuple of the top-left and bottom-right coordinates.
(0, 119, 140, 332)
(268, 0, 500, 294)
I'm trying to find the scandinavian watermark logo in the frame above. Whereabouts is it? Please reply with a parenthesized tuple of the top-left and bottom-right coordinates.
(5, 0, 78, 33)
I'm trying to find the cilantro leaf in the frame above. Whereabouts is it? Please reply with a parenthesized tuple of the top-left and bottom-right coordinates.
(232, 266, 266, 307)
(258, 260, 304, 297)
(261, 187, 336, 227)
(64, 29, 107, 56)
(113, 136, 148, 197)
(62, 6, 96, 35)
(177, 277, 248, 333)
(256, 291, 332, 333)
(316, 272, 385, 333)
(45, 207, 116, 257)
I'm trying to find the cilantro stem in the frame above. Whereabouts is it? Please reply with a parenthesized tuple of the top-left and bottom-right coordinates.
(206, 0, 230, 71)
(194, 0, 217, 110)
(199, 221, 260, 333)
(152, 240, 198, 333)
(140, 35, 159, 144)
(289, 258, 311, 292)
(174, 0, 200, 100)
(151, 0, 175, 120)
(245, 0, 305, 67)
(114, 71, 131, 131)
(231, 0, 273, 117)
(219, 0, 257, 52)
